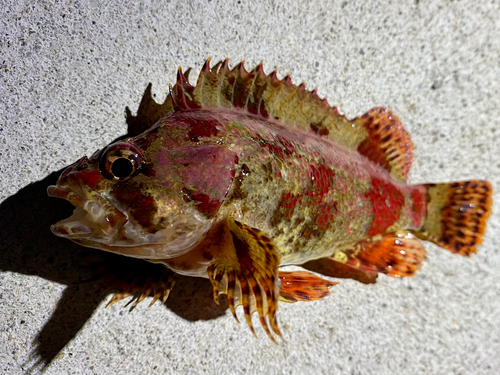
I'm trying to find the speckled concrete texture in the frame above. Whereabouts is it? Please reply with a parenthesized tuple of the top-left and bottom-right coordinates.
(1, 0, 499, 374)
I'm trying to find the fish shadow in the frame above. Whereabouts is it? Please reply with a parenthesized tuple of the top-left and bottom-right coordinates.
(0, 170, 226, 374)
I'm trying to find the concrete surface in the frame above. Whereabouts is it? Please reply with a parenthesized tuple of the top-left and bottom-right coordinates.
(1, 0, 499, 374)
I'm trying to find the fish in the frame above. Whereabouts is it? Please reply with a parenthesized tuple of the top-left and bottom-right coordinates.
(48, 58, 493, 341)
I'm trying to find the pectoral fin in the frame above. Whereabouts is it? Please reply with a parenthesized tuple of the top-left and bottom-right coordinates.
(207, 218, 282, 342)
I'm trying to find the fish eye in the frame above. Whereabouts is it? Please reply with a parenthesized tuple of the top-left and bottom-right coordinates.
(99, 143, 144, 181)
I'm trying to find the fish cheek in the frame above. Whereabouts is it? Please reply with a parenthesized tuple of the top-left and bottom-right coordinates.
(110, 181, 159, 232)
(178, 146, 238, 218)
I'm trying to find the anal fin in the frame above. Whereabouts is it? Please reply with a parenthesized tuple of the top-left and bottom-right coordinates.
(278, 271, 338, 303)
(337, 231, 427, 278)
(207, 218, 282, 342)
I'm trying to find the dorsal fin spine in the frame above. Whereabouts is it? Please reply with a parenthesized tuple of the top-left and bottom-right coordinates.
(267, 71, 287, 120)
(245, 63, 265, 115)
(219, 59, 234, 109)
(174, 67, 198, 110)
(183, 67, 192, 82)
(248, 64, 260, 114)
(281, 79, 303, 125)
(215, 59, 226, 107)
(233, 61, 255, 110)
(198, 57, 212, 107)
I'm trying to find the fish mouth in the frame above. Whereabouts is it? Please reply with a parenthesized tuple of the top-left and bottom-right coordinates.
(47, 185, 213, 259)
(47, 185, 127, 239)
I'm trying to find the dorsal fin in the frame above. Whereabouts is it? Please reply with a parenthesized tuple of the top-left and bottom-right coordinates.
(131, 58, 414, 180)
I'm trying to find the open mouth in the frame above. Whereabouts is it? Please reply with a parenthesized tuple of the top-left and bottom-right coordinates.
(47, 185, 126, 238)
(47, 185, 215, 259)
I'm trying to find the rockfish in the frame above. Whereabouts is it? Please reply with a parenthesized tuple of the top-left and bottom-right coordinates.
(48, 59, 492, 341)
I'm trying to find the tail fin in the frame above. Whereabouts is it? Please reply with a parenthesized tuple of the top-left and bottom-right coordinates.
(417, 180, 492, 256)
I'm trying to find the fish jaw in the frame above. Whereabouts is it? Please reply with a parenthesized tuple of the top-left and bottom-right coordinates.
(47, 185, 127, 238)
(57, 217, 214, 260)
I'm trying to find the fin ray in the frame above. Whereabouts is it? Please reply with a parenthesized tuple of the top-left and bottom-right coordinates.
(278, 271, 338, 303)
(302, 258, 378, 284)
(105, 266, 176, 310)
(207, 218, 282, 342)
(338, 231, 427, 278)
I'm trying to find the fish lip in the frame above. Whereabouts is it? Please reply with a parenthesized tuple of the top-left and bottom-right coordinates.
(47, 185, 85, 208)
(47, 185, 126, 238)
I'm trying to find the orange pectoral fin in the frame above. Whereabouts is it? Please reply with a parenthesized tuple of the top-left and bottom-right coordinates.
(339, 231, 427, 278)
(278, 271, 338, 303)
(207, 218, 282, 342)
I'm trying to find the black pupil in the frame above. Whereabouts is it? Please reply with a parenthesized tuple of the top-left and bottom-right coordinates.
(111, 157, 134, 179)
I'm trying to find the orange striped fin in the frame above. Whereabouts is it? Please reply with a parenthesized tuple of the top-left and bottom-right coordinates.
(279, 271, 338, 303)
(340, 231, 427, 278)
(207, 218, 282, 343)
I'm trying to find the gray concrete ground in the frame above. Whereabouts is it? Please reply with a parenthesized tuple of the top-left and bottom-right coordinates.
(1, 0, 499, 374)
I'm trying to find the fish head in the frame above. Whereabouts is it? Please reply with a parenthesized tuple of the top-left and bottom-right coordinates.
(48, 124, 237, 260)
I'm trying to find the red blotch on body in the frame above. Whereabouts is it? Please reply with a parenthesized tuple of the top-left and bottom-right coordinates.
(365, 177, 405, 236)
(190, 192, 221, 217)
(188, 119, 219, 141)
(308, 163, 335, 196)
(409, 187, 426, 228)
(260, 140, 293, 160)
(257, 134, 296, 161)
(277, 162, 338, 232)
(315, 201, 338, 231)
(278, 191, 302, 219)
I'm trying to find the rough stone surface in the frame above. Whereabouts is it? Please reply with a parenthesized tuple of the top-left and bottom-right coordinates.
(1, 1, 499, 374)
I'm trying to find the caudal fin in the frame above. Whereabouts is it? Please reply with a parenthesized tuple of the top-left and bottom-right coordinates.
(417, 180, 492, 256)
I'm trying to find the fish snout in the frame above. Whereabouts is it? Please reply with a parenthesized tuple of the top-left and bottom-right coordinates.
(47, 183, 127, 240)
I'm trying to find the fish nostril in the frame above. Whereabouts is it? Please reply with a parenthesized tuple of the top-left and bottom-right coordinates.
(75, 156, 90, 171)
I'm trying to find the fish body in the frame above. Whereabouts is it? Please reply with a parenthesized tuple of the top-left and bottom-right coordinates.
(156, 108, 427, 267)
(49, 59, 492, 340)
